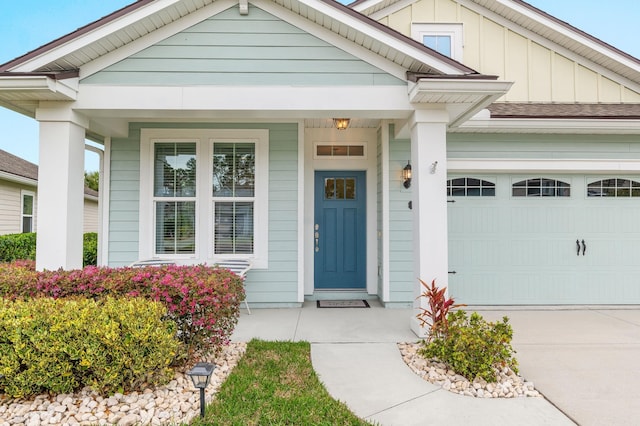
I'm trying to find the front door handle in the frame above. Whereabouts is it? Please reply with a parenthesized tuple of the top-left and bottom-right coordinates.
(576, 239, 581, 256)
(581, 239, 586, 256)
(314, 225, 320, 252)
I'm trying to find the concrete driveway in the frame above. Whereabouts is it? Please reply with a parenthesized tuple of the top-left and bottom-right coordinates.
(233, 304, 640, 425)
(476, 308, 640, 426)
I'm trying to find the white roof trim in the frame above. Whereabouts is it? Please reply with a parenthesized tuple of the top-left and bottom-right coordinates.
(281, 0, 470, 75)
(0, 171, 37, 187)
(456, 117, 640, 134)
(0, 76, 78, 101)
(8, 0, 188, 73)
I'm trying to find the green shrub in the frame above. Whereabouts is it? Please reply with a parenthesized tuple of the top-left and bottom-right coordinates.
(419, 310, 518, 383)
(83, 232, 98, 266)
(0, 232, 97, 266)
(0, 297, 179, 398)
(0, 264, 244, 361)
(0, 233, 36, 261)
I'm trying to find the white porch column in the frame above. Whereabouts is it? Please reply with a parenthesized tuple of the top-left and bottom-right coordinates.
(409, 109, 450, 336)
(35, 105, 87, 270)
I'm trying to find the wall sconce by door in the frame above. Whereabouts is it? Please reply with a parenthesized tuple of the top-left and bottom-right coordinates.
(333, 118, 350, 130)
(403, 161, 412, 188)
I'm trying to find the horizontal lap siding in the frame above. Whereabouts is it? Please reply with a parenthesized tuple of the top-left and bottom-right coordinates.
(388, 128, 413, 302)
(82, 6, 403, 86)
(108, 123, 299, 303)
(108, 130, 141, 266)
(0, 181, 23, 235)
(248, 124, 299, 304)
(448, 134, 640, 159)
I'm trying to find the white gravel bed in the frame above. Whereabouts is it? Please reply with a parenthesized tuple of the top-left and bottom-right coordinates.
(0, 342, 246, 426)
(399, 342, 541, 398)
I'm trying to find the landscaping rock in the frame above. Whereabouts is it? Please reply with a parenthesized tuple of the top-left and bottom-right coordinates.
(0, 342, 246, 425)
(398, 342, 541, 399)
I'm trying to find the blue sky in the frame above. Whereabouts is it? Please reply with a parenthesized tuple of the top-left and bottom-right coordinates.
(0, 0, 638, 172)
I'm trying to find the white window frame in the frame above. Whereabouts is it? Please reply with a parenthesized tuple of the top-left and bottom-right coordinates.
(21, 190, 35, 233)
(140, 129, 269, 268)
(412, 23, 463, 62)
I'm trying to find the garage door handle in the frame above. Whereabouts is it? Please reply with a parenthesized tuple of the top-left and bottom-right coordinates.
(582, 239, 586, 256)
(576, 239, 581, 256)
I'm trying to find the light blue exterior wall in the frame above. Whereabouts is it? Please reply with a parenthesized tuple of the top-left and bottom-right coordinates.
(82, 5, 404, 86)
(387, 125, 413, 303)
(448, 133, 640, 158)
(376, 127, 383, 298)
(108, 122, 299, 305)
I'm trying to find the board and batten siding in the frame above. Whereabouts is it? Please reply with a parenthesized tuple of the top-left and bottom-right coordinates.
(381, 0, 640, 103)
(387, 126, 413, 303)
(108, 123, 299, 305)
(82, 5, 404, 87)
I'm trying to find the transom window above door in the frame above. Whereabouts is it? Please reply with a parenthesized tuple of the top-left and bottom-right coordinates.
(447, 177, 495, 197)
(587, 178, 640, 197)
(512, 178, 570, 197)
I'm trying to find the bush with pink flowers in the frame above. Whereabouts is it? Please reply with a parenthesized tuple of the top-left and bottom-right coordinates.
(0, 262, 245, 363)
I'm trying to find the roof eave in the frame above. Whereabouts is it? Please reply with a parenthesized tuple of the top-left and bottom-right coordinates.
(0, 75, 78, 101)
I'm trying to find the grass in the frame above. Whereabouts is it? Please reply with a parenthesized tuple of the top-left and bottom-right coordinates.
(191, 339, 372, 425)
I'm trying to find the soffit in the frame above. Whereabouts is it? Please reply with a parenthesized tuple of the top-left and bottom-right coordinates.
(353, 0, 640, 85)
(0, 0, 474, 77)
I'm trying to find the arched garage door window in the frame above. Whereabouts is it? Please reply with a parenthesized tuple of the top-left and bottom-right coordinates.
(512, 178, 570, 197)
(447, 177, 495, 196)
(587, 178, 640, 197)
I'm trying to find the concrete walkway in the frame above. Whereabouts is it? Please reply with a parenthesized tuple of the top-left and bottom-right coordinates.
(231, 302, 640, 425)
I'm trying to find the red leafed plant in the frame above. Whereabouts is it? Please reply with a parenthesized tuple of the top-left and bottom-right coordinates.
(416, 278, 465, 341)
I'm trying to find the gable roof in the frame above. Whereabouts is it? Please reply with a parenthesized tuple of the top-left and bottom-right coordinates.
(0, 149, 98, 197)
(0, 0, 483, 78)
(351, 0, 640, 86)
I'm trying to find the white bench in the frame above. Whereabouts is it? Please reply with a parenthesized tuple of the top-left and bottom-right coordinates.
(129, 258, 251, 313)
(214, 259, 252, 314)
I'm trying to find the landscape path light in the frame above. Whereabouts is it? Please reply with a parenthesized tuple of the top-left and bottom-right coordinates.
(186, 362, 216, 418)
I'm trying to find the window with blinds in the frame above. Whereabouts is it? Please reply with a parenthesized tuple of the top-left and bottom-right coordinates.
(153, 142, 197, 254)
(213, 143, 255, 254)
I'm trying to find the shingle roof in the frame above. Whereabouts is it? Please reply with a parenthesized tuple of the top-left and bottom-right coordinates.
(0, 149, 98, 196)
(488, 103, 640, 119)
(0, 149, 38, 180)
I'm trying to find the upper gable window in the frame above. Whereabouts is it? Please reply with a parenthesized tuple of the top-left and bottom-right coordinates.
(412, 24, 463, 61)
(587, 178, 640, 197)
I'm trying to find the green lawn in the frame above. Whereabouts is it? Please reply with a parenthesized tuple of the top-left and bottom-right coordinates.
(191, 339, 372, 425)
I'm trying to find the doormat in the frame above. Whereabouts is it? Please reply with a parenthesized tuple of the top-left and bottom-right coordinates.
(317, 300, 370, 308)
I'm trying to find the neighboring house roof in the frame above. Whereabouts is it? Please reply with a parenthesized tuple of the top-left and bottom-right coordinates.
(0, 149, 98, 198)
(0, 149, 38, 182)
(351, 0, 640, 87)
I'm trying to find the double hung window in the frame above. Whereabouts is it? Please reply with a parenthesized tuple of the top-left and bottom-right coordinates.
(141, 129, 268, 266)
(21, 191, 34, 233)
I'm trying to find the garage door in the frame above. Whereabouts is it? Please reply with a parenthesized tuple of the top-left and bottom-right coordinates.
(447, 175, 640, 305)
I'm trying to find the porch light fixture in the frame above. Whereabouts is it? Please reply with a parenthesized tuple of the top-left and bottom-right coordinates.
(187, 362, 216, 418)
(333, 118, 350, 130)
(403, 161, 412, 189)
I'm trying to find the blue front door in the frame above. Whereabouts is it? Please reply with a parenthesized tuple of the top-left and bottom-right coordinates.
(314, 171, 366, 289)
